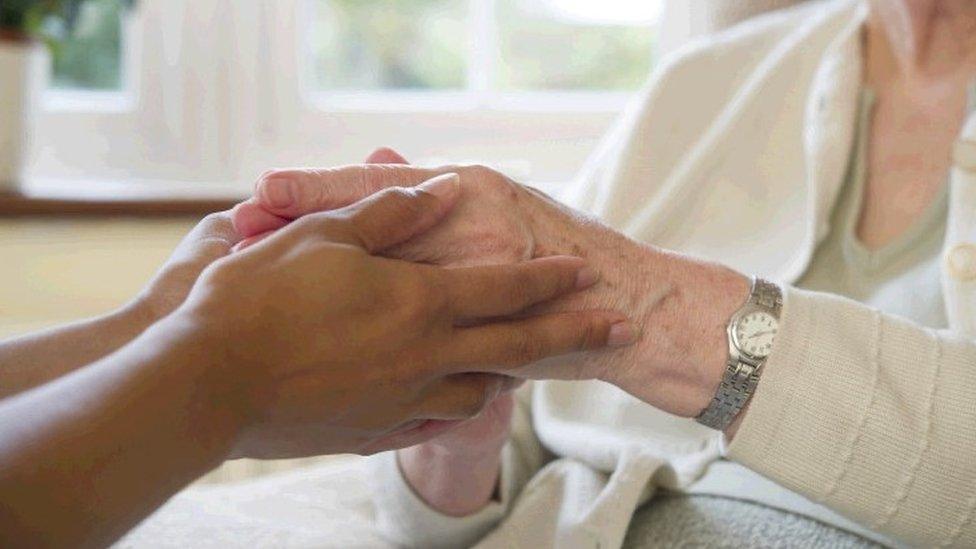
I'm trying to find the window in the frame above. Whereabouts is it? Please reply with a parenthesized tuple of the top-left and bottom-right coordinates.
(495, 0, 657, 91)
(28, 0, 661, 195)
(306, 0, 658, 95)
(48, 0, 129, 91)
(308, 0, 468, 90)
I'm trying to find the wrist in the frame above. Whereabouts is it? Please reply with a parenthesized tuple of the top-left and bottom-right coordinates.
(543, 232, 747, 417)
(520, 191, 751, 417)
(627, 256, 750, 417)
(652, 258, 751, 417)
(139, 314, 248, 465)
(398, 443, 503, 516)
(116, 297, 164, 336)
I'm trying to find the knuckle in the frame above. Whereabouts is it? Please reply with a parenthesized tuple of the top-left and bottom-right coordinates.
(289, 214, 351, 247)
(393, 271, 438, 322)
(352, 187, 423, 251)
(360, 164, 409, 193)
(425, 282, 451, 317)
(293, 213, 332, 234)
(255, 168, 293, 191)
(200, 211, 231, 230)
(376, 186, 417, 211)
(194, 236, 233, 262)
(460, 164, 499, 181)
(200, 257, 240, 288)
(579, 320, 602, 351)
(359, 164, 384, 191)
(184, 212, 235, 250)
(462, 165, 517, 197)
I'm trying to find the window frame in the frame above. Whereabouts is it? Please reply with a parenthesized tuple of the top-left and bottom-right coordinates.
(26, 0, 655, 198)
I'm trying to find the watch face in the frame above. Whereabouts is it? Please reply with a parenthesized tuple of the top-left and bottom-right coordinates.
(733, 311, 779, 359)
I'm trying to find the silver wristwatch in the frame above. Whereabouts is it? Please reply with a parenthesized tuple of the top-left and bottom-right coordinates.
(696, 277, 782, 431)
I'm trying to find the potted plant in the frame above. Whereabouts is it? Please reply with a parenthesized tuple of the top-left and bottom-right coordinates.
(0, 0, 134, 193)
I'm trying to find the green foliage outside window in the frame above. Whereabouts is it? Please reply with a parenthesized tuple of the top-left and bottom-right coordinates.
(0, 0, 133, 91)
(309, 0, 656, 92)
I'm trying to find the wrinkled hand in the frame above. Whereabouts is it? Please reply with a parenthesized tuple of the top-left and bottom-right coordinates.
(232, 153, 749, 419)
(234, 168, 533, 267)
(174, 174, 629, 459)
(232, 158, 646, 386)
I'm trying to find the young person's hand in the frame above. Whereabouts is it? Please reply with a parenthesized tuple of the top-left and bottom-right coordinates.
(135, 212, 241, 324)
(175, 174, 633, 458)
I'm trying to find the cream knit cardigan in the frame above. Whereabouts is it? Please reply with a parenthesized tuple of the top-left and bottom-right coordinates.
(369, 1, 976, 548)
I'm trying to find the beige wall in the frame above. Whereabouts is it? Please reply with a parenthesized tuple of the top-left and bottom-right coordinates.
(0, 218, 193, 338)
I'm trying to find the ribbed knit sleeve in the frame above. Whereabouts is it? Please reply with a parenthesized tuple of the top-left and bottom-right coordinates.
(729, 286, 976, 548)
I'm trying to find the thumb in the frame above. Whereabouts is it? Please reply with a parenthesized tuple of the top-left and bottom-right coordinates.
(321, 172, 460, 253)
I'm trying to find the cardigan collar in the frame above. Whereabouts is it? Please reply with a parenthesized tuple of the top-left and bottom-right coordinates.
(780, 0, 867, 283)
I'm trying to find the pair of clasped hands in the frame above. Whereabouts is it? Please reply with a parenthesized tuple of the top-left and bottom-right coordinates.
(171, 147, 745, 462)
(183, 148, 639, 461)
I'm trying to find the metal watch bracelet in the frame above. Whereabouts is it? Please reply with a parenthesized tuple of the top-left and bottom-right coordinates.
(695, 277, 782, 431)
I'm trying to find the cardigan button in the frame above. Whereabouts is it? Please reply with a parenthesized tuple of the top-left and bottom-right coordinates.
(947, 243, 976, 281)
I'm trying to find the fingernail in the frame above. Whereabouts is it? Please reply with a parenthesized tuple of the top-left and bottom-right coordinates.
(574, 266, 600, 289)
(607, 321, 638, 347)
(417, 173, 460, 202)
(262, 179, 294, 209)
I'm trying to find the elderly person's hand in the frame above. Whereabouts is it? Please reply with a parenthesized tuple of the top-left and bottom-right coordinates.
(231, 155, 751, 516)
(232, 157, 749, 417)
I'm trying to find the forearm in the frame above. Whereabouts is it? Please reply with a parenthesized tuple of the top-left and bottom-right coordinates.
(0, 301, 157, 399)
(0, 316, 239, 548)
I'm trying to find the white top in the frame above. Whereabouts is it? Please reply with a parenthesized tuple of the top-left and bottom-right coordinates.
(797, 88, 949, 329)
(687, 86, 952, 546)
